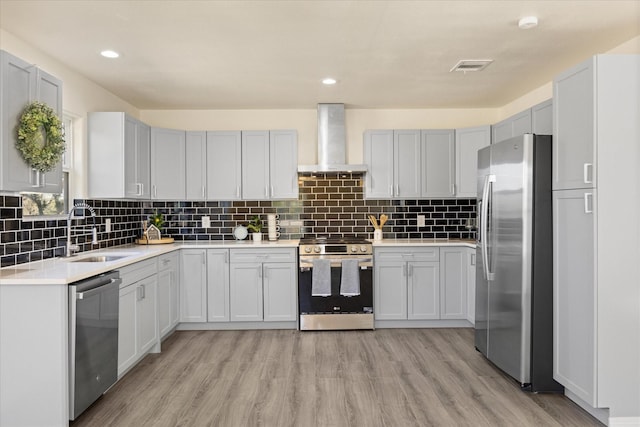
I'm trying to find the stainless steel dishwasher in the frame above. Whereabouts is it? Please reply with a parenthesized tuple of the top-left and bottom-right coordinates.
(69, 270, 121, 420)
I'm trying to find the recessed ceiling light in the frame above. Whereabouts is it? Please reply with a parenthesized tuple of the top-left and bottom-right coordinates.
(518, 16, 538, 29)
(322, 78, 337, 85)
(100, 50, 120, 59)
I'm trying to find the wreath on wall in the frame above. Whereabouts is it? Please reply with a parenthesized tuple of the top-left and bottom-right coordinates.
(16, 101, 65, 172)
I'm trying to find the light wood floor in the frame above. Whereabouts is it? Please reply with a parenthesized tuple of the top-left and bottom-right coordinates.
(72, 328, 602, 427)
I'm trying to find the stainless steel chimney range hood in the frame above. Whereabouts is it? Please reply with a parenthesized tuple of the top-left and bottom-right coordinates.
(297, 104, 367, 173)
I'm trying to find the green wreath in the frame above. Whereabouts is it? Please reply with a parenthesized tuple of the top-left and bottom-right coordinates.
(16, 101, 65, 172)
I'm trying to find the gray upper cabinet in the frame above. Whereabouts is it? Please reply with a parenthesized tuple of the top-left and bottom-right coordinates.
(492, 109, 531, 144)
(1, 50, 63, 193)
(532, 99, 553, 135)
(364, 130, 394, 198)
(151, 127, 185, 200)
(88, 112, 150, 199)
(421, 129, 455, 197)
(185, 131, 207, 200)
(393, 130, 421, 198)
(206, 131, 242, 200)
(553, 58, 596, 190)
(269, 130, 298, 199)
(455, 125, 490, 198)
(241, 131, 270, 199)
(241, 130, 298, 200)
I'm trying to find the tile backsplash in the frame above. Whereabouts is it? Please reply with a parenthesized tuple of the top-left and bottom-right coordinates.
(0, 173, 476, 267)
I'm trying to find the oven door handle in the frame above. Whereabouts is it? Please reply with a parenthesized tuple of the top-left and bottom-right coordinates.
(299, 260, 373, 270)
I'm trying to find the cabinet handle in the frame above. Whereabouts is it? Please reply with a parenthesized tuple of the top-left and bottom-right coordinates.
(408, 264, 413, 277)
(136, 183, 143, 196)
(584, 193, 593, 214)
(153, 185, 157, 198)
(389, 185, 393, 196)
(396, 185, 400, 197)
(141, 284, 145, 299)
(202, 186, 205, 198)
(270, 185, 274, 197)
(224, 251, 229, 263)
(452, 184, 455, 195)
(265, 186, 269, 198)
(236, 186, 240, 198)
(470, 253, 476, 266)
(583, 163, 593, 184)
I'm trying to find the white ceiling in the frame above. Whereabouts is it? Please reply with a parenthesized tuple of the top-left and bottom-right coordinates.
(1, 0, 639, 110)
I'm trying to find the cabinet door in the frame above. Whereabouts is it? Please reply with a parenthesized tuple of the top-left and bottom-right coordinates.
(151, 127, 185, 199)
(455, 125, 490, 197)
(36, 68, 64, 194)
(229, 262, 263, 321)
(137, 277, 158, 355)
(136, 122, 151, 199)
(180, 249, 208, 322)
(553, 189, 596, 406)
(269, 130, 298, 199)
(439, 248, 467, 320)
(532, 99, 553, 135)
(407, 261, 440, 320)
(492, 119, 512, 145)
(206, 131, 241, 200)
(466, 249, 476, 325)
(241, 131, 270, 200)
(0, 51, 36, 192)
(157, 268, 172, 338)
(421, 129, 455, 197)
(374, 261, 407, 320)
(118, 284, 138, 376)
(553, 57, 595, 190)
(364, 130, 393, 198)
(492, 109, 532, 144)
(207, 249, 230, 322)
(186, 131, 207, 200)
(263, 262, 297, 322)
(393, 130, 421, 198)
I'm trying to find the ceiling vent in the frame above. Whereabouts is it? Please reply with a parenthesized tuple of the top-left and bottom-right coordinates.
(449, 59, 493, 73)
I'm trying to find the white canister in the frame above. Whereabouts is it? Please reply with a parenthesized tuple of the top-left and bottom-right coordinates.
(373, 229, 383, 241)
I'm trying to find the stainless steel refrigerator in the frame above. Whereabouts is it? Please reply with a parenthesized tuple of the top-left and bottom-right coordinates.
(475, 134, 562, 392)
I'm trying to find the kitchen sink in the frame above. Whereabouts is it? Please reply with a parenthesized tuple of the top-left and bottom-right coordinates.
(70, 255, 128, 263)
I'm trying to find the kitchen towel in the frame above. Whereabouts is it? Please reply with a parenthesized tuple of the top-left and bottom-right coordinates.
(340, 259, 361, 296)
(311, 258, 332, 297)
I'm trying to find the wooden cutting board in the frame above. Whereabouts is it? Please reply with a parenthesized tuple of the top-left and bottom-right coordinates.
(135, 237, 175, 245)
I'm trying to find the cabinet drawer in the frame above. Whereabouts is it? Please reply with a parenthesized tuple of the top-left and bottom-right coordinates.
(120, 258, 158, 288)
(158, 251, 179, 271)
(230, 248, 296, 263)
(374, 247, 439, 262)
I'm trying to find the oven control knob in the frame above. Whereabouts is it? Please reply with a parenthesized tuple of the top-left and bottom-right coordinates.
(313, 247, 321, 253)
(360, 246, 368, 252)
(304, 247, 312, 253)
(351, 246, 358, 253)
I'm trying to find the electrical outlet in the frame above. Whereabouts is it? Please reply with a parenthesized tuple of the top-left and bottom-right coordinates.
(202, 216, 211, 228)
(417, 215, 426, 227)
(105, 218, 111, 233)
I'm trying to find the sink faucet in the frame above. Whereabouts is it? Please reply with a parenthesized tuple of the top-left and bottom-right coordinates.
(66, 202, 98, 257)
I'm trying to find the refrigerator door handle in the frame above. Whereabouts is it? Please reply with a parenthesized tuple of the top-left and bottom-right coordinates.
(481, 174, 496, 281)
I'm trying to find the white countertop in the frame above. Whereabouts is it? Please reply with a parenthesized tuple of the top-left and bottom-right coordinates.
(0, 238, 474, 285)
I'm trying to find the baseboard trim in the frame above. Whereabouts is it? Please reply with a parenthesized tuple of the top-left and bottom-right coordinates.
(177, 321, 297, 331)
(609, 417, 640, 427)
(375, 319, 472, 329)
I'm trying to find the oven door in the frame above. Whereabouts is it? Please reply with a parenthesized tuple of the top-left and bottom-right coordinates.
(298, 255, 374, 330)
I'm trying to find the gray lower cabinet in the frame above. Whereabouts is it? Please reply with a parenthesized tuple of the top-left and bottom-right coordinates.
(553, 188, 596, 405)
(374, 246, 470, 323)
(466, 248, 476, 325)
(118, 258, 159, 377)
(151, 127, 185, 199)
(439, 247, 467, 320)
(374, 248, 440, 320)
(88, 112, 151, 199)
(455, 125, 491, 198)
(1, 50, 63, 193)
(180, 249, 208, 323)
(207, 249, 230, 322)
(229, 248, 297, 322)
(185, 131, 207, 200)
(158, 252, 179, 339)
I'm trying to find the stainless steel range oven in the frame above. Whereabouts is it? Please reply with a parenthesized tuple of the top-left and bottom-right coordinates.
(298, 236, 374, 330)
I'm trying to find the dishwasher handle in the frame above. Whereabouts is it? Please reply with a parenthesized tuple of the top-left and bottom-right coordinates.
(72, 271, 121, 299)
